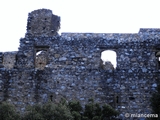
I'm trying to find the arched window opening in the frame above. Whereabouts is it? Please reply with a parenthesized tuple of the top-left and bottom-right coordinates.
(101, 50, 117, 69)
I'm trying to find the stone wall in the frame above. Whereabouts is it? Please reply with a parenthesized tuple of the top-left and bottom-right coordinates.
(0, 9, 160, 118)
(2, 52, 17, 69)
(26, 9, 60, 37)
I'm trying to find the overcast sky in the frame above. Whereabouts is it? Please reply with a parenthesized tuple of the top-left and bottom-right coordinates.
(0, 0, 160, 52)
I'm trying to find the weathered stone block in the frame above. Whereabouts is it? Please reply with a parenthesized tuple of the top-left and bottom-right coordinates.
(3, 52, 17, 69)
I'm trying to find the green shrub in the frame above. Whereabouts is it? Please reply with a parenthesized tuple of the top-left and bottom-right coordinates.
(92, 116, 101, 120)
(23, 104, 44, 120)
(101, 104, 119, 120)
(0, 102, 20, 120)
(71, 111, 81, 120)
(83, 98, 119, 120)
(83, 98, 103, 120)
(68, 100, 82, 112)
(41, 102, 55, 120)
(68, 100, 82, 120)
(82, 116, 89, 120)
(23, 100, 73, 120)
(150, 83, 160, 120)
(0, 98, 119, 120)
(53, 103, 73, 120)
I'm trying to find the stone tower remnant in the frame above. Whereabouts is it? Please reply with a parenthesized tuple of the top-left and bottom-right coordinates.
(26, 9, 60, 37)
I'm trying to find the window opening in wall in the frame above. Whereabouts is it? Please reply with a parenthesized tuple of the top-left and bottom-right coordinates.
(35, 50, 47, 70)
(36, 51, 45, 56)
(155, 51, 160, 68)
(114, 95, 120, 107)
(35, 46, 49, 70)
(101, 50, 117, 69)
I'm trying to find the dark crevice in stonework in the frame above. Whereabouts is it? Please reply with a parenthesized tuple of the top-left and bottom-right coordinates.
(3, 71, 11, 101)
(28, 27, 31, 30)
(116, 96, 119, 103)
(99, 70, 116, 108)
(155, 50, 160, 69)
(129, 96, 135, 100)
(0, 53, 3, 68)
(34, 70, 43, 102)
(34, 70, 50, 103)
(50, 95, 53, 101)
(114, 94, 121, 108)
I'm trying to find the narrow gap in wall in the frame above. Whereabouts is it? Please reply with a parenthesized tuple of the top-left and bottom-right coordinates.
(28, 27, 31, 30)
(101, 50, 117, 69)
(50, 95, 53, 101)
(129, 96, 135, 100)
(116, 96, 119, 103)
(155, 51, 160, 69)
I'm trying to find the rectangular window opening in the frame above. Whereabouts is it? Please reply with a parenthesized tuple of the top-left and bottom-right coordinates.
(34, 46, 49, 70)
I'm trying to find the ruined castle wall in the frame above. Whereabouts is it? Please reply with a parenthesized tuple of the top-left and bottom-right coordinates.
(0, 31, 160, 115)
(1, 8, 160, 116)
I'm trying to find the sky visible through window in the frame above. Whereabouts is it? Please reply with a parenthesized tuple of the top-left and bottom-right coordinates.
(101, 50, 117, 69)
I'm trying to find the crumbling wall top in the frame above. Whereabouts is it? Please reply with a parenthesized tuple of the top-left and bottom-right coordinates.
(25, 9, 60, 38)
(139, 28, 160, 33)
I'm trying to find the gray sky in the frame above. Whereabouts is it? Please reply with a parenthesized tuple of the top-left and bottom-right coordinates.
(0, 0, 160, 52)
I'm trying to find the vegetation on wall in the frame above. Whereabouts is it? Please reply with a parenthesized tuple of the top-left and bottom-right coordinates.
(0, 98, 119, 120)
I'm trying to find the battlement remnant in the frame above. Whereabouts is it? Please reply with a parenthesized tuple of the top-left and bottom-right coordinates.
(26, 9, 60, 37)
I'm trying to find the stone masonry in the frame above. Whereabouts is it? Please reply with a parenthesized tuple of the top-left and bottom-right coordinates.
(0, 9, 160, 118)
